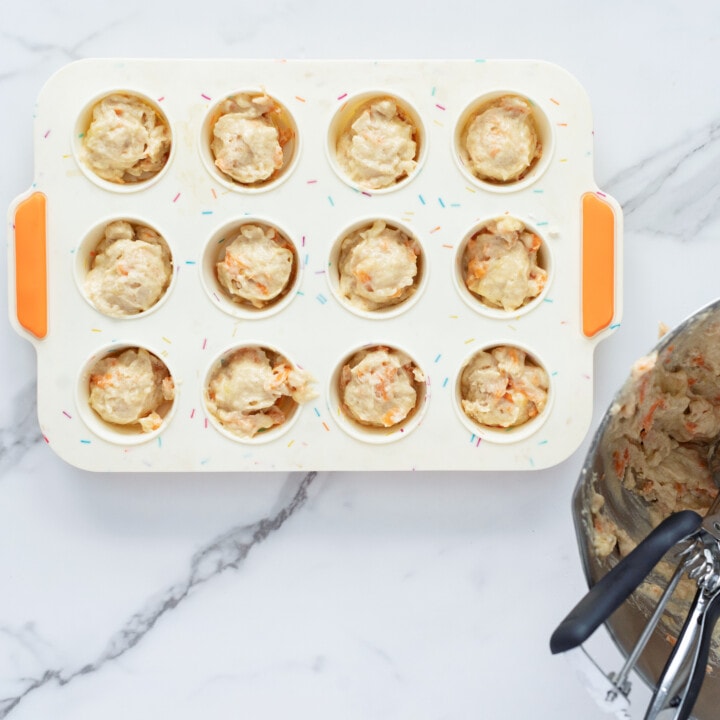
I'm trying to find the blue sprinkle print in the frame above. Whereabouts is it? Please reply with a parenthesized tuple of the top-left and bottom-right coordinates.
(316, 294, 328, 305)
(434, 354, 442, 363)
(442, 377, 449, 388)
(438, 197, 445, 208)
(328, 196, 335, 207)
(610, 323, 621, 330)
(80, 439, 91, 444)
(418, 194, 426, 205)
(314, 407, 321, 417)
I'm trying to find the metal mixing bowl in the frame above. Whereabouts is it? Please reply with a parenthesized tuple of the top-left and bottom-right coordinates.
(572, 297, 720, 719)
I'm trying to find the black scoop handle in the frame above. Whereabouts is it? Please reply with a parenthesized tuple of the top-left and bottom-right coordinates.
(550, 509, 702, 654)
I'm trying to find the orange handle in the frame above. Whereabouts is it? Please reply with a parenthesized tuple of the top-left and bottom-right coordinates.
(14, 192, 48, 339)
(581, 192, 615, 338)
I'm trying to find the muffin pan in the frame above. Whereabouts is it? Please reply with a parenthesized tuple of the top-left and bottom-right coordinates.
(8, 59, 622, 471)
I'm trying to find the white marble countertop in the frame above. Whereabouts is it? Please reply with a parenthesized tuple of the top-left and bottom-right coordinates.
(3, 1, 720, 718)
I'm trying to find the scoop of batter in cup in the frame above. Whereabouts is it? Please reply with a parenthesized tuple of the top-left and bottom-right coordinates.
(84, 220, 172, 317)
(211, 93, 292, 185)
(81, 93, 171, 184)
(336, 97, 418, 190)
(340, 346, 425, 428)
(338, 221, 420, 311)
(216, 223, 295, 309)
(205, 346, 316, 439)
(88, 347, 175, 433)
(463, 95, 540, 183)
(460, 345, 548, 429)
(462, 217, 547, 312)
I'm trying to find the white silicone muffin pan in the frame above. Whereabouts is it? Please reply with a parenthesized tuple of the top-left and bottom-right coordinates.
(8, 59, 622, 472)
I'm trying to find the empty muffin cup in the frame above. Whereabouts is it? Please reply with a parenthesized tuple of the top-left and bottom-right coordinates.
(453, 91, 553, 191)
(328, 344, 428, 443)
(199, 89, 299, 192)
(454, 343, 552, 443)
(75, 217, 174, 318)
(77, 344, 176, 444)
(454, 215, 551, 317)
(327, 91, 426, 192)
(203, 344, 316, 443)
(328, 218, 427, 317)
(201, 218, 301, 318)
(74, 90, 173, 191)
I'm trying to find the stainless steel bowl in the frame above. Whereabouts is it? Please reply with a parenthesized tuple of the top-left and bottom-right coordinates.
(572, 297, 720, 719)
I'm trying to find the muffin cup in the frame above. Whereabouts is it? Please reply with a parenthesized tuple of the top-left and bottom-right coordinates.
(452, 90, 553, 192)
(199, 88, 300, 193)
(327, 343, 428, 443)
(73, 89, 174, 192)
(453, 342, 553, 443)
(326, 90, 427, 194)
(76, 343, 177, 445)
(453, 215, 553, 318)
(327, 217, 428, 318)
(202, 343, 308, 444)
(74, 215, 175, 319)
(200, 217, 301, 319)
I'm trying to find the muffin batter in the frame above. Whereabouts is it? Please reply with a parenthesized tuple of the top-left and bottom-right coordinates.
(84, 220, 172, 317)
(211, 93, 289, 185)
(462, 217, 547, 312)
(336, 97, 418, 190)
(585, 316, 720, 649)
(463, 95, 541, 183)
(338, 221, 420, 311)
(206, 347, 316, 439)
(216, 224, 295, 309)
(88, 348, 174, 433)
(81, 93, 171, 184)
(340, 346, 425, 428)
(460, 345, 549, 429)
(592, 319, 720, 558)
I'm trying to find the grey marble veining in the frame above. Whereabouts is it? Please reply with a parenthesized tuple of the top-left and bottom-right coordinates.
(1, 471, 317, 718)
(0, 383, 41, 477)
(608, 116, 720, 238)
